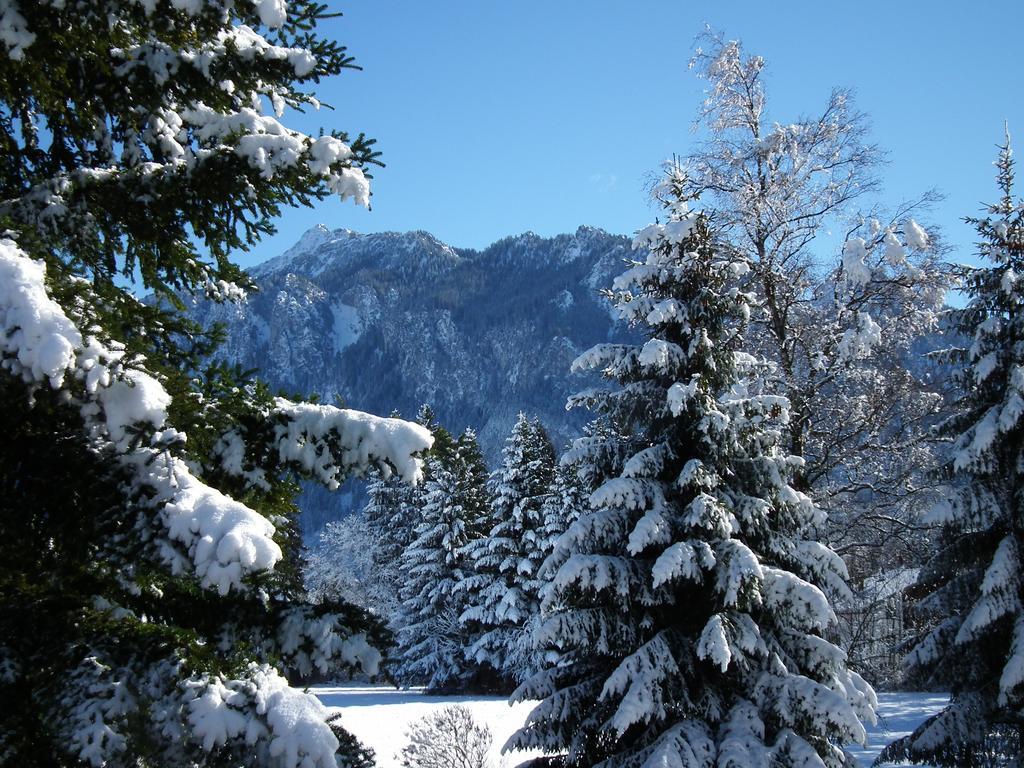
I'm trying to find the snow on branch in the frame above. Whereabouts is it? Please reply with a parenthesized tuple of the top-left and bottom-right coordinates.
(0, 239, 283, 593)
(116, 24, 317, 86)
(0, 0, 34, 60)
(134, 450, 283, 595)
(0, 238, 84, 387)
(0, 239, 429, 595)
(2, 3, 373, 252)
(276, 606, 382, 679)
(185, 663, 340, 768)
(272, 399, 433, 486)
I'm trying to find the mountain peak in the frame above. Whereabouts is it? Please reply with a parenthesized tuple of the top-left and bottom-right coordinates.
(253, 225, 631, 281)
(191, 223, 633, 536)
(290, 223, 335, 254)
(253, 224, 357, 276)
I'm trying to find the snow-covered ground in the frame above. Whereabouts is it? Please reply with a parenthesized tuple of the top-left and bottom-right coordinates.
(851, 692, 948, 767)
(315, 685, 948, 767)
(316, 685, 540, 767)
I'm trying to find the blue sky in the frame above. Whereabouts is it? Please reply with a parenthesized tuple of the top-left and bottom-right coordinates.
(242, 0, 1024, 268)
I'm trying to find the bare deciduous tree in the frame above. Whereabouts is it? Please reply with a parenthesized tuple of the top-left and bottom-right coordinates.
(399, 706, 493, 768)
(679, 32, 954, 680)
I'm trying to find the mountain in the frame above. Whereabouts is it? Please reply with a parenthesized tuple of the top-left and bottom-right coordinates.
(190, 224, 634, 535)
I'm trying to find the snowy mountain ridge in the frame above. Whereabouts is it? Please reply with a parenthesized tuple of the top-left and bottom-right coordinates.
(252, 226, 464, 280)
(191, 224, 635, 532)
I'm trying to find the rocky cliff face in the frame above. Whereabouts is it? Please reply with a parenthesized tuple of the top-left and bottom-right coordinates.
(191, 224, 633, 533)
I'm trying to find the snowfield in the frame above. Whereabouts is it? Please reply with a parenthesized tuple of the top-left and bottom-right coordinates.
(315, 685, 948, 767)
(317, 686, 541, 767)
(849, 692, 949, 767)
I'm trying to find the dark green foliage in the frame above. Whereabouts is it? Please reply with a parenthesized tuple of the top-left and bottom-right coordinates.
(330, 715, 380, 768)
(883, 135, 1024, 767)
(0, 1, 388, 765)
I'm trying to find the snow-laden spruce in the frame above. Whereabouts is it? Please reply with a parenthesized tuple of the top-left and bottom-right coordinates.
(361, 464, 423, 616)
(880, 134, 1024, 766)
(393, 428, 492, 692)
(506, 168, 875, 767)
(460, 413, 557, 688)
(0, 2, 426, 765)
(363, 407, 446, 618)
(533, 442, 598, 597)
(0, 200, 430, 768)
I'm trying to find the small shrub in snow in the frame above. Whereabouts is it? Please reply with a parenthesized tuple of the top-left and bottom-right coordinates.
(399, 706, 492, 768)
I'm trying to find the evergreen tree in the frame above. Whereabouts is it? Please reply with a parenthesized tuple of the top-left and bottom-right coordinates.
(356, 464, 420, 618)
(535, 456, 592, 591)
(880, 133, 1024, 766)
(461, 413, 557, 688)
(507, 167, 875, 767)
(539, 418, 630, 576)
(365, 468, 417, 575)
(0, 2, 433, 765)
(394, 428, 490, 692)
(532, 418, 632, 627)
(371, 405, 456, 622)
(523, 448, 598, 675)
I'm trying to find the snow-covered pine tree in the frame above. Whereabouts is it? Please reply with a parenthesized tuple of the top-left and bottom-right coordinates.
(353, 463, 422, 618)
(365, 467, 416, 576)
(0, 3, 433, 766)
(536, 455, 592, 589)
(527, 418, 632, 668)
(879, 133, 1024, 766)
(394, 427, 490, 692)
(460, 413, 557, 689)
(529, 418, 637, 671)
(507, 166, 875, 767)
(521, 443, 601, 675)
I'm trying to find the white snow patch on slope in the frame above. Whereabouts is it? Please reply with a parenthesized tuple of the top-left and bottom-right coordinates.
(330, 302, 362, 354)
(250, 313, 271, 346)
(553, 289, 574, 311)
